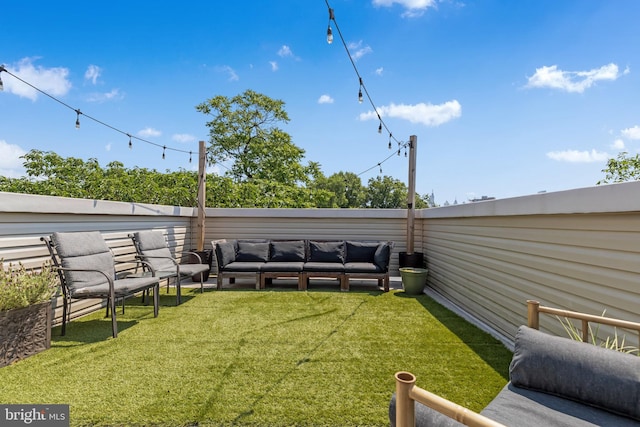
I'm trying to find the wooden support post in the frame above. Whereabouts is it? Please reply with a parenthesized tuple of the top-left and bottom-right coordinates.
(406, 135, 417, 255)
(196, 140, 206, 251)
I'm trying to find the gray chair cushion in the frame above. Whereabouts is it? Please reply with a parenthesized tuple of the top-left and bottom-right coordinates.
(133, 230, 175, 271)
(481, 383, 640, 427)
(52, 231, 115, 292)
(345, 241, 378, 263)
(309, 241, 345, 263)
(270, 240, 306, 262)
(236, 241, 270, 262)
(510, 326, 640, 421)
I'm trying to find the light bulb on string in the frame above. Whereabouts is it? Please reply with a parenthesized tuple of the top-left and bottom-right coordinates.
(128, 134, 132, 149)
(378, 163, 382, 174)
(189, 151, 192, 163)
(358, 78, 363, 103)
(162, 146, 166, 160)
(0, 66, 4, 91)
(378, 122, 382, 134)
(75, 109, 81, 129)
(327, 8, 335, 44)
(388, 133, 392, 149)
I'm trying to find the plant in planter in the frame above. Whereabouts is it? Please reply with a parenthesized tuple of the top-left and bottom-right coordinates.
(0, 260, 59, 367)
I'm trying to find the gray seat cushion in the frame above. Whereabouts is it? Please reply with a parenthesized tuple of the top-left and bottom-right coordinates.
(133, 230, 175, 271)
(481, 383, 640, 427)
(345, 241, 378, 263)
(222, 261, 265, 272)
(344, 262, 382, 273)
(261, 262, 305, 272)
(303, 262, 345, 272)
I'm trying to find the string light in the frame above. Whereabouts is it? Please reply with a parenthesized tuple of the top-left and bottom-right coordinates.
(189, 151, 192, 163)
(327, 8, 334, 44)
(324, 0, 412, 179)
(0, 65, 196, 162)
(0, 65, 5, 91)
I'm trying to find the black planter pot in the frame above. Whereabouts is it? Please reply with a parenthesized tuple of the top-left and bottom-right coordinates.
(188, 249, 213, 282)
(398, 251, 425, 268)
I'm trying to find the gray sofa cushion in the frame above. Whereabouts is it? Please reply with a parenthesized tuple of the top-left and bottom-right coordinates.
(344, 262, 382, 273)
(303, 262, 345, 272)
(481, 383, 640, 427)
(236, 241, 269, 262)
(270, 240, 306, 262)
(309, 241, 344, 263)
(261, 262, 304, 272)
(216, 241, 236, 267)
(374, 243, 391, 270)
(222, 262, 265, 272)
(510, 326, 640, 421)
(345, 241, 378, 263)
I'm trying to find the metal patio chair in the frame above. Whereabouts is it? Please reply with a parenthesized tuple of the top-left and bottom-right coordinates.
(130, 230, 210, 305)
(42, 231, 160, 338)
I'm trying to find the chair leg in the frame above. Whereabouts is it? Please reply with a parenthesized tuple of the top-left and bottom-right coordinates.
(176, 281, 182, 305)
(153, 284, 159, 317)
(109, 297, 118, 338)
(61, 297, 68, 336)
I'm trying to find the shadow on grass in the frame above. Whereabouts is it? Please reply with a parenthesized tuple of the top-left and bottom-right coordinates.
(395, 291, 511, 380)
(51, 318, 138, 344)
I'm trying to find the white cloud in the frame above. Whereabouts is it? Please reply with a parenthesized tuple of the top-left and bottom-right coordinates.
(105, 143, 112, 152)
(85, 65, 101, 85)
(546, 149, 609, 163)
(318, 94, 334, 104)
(612, 138, 626, 150)
(372, 0, 437, 17)
(0, 140, 26, 178)
(138, 127, 162, 138)
(216, 65, 239, 82)
(348, 41, 373, 61)
(3, 58, 72, 101)
(375, 67, 384, 76)
(270, 61, 279, 72)
(86, 88, 123, 103)
(526, 63, 623, 93)
(359, 100, 462, 126)
(621, 125, 640, 140)
(278, 45, 294, 58)
(172, 133, 196, 143)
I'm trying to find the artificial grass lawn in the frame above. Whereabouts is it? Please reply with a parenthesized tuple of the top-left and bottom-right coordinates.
(0, 286, 512, 426)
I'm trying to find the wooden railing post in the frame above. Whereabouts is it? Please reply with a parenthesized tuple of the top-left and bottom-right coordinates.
(395, 371, 416, 427)
(527, 300, 540, 329)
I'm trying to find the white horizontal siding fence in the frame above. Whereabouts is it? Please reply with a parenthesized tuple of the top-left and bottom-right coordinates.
(2, 181, 639, 346)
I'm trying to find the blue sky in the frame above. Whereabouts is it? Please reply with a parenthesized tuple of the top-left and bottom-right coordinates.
(1, 0, 639, 205)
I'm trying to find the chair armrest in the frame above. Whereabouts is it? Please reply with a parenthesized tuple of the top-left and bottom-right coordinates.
(135, 254, 179, 267)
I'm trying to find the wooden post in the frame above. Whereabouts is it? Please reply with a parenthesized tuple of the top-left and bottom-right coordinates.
(196, 140, 206, 251)
(406, 135, 417, 255)
(395, 371, 416, 427)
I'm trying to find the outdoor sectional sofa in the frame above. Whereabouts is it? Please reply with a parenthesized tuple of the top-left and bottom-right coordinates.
(213, 239, 393, 291)
(389, 300, 640, 427)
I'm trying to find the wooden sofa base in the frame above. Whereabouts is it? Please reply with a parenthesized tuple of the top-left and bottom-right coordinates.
(260, 272, 305, 290)
(304, 272, 347, 291)
(217, 272, 261, 290)
(345, 273, 390, 292)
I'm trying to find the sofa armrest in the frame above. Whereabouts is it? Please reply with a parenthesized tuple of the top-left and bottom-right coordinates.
(391, 371, 506, 427)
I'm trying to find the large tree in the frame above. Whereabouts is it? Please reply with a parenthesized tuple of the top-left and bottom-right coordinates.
(196, 90, 310, 185)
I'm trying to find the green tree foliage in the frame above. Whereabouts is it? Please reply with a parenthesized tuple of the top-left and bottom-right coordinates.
(598, 152, 640, 184)
(310, 171, 367, 208)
